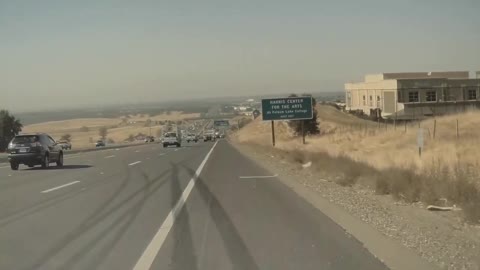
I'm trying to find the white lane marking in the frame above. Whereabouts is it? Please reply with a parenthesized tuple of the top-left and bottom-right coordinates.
(41, 181, 81, 193)
(133, 141, 218, 270)
(135, 150, 140, 153)
(0, 166, 9, 169)
(104, 155, 115, 159)
(239, 174, 278, 179)
(158, 153, 166, 156)
(64, 155, 83, 160)
(129, 161, 142, 166)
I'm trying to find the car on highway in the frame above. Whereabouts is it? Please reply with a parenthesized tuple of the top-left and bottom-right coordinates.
(186, 134, 198, 143)
(7, 133, 64, 170)
(95, 140, 106, 147)
(57, 141, 72, 150)
(163, 132, 181, 147)
(203, 131, 215, 142)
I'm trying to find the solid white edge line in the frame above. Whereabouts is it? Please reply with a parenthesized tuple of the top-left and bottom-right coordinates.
(41, 181, 81, 193)
(104, 155, 115, 159)
(238, 174, 278, 179)
(133, 140, 219, 270)
(129, 161, 142, 166)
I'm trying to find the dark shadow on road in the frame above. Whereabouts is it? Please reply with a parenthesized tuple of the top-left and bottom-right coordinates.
(167, 161, 199, 270)
(22, 152, 201, 270)
(179, 164, 260, 270)
(22, 165, 171, 270)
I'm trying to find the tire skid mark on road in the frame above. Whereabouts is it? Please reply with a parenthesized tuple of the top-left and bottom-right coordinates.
(27, 164, 175, 270)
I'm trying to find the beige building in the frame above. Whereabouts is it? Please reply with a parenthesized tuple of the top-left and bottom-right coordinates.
(345, 72, 480, 119)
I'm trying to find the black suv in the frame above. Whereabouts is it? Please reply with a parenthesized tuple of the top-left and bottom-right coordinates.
(7, 133, 64, 170)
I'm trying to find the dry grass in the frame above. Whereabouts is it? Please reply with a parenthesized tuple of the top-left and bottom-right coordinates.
(233, 105, 480, 223)
(21, 112, 198, 149)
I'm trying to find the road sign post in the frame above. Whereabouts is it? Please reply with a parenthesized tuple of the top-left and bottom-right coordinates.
(262, 97, 313, 147)
(417, 128, 424, 157)
(271, 120, 275, 147)
(302, 120, 305, 144)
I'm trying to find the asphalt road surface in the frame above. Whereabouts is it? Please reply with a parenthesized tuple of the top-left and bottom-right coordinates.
(0, 140, 388, 270)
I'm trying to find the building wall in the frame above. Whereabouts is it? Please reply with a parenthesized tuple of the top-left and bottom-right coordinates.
(346, 75, 480, 119)
(345, 80, 397, 115)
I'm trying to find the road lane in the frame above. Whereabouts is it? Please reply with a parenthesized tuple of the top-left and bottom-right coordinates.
(0, 140, 406, 270)
(0, 141, 213, 270)
(151, 141, 389, 270)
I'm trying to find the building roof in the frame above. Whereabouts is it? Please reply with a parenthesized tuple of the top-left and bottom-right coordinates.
(365, 71, 469, 82)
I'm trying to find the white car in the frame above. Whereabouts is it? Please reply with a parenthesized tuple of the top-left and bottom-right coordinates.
(163, 132, 181, 147)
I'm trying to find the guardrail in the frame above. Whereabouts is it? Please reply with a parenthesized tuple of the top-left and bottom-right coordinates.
(0, 142, 149, 164)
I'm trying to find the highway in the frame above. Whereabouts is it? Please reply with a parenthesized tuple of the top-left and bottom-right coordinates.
(0, 140, 388, 270)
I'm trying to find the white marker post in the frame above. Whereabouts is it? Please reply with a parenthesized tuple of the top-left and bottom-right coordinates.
(417, 128, 424, 157)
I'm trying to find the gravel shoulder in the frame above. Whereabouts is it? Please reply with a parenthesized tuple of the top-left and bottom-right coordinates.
(234, 142, 480, 270)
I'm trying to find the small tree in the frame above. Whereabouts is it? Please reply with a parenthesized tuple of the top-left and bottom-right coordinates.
(60, 134, 72, 142)
(99, 126, 108, 140)
(0, 110, 23, 150)
(287, 94, 320, 136)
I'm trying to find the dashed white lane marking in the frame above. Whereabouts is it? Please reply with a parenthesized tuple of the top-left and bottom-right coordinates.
(158, 153, 166, 156)
(128, 161, 142, 166)
(238, 174, 278, 179)
(64, 155, 83, 160)
(133, 141, 218, 270)
(41, 181, 81, 193)
(135, 150, 141, 153)
(104, 155, 115, 159)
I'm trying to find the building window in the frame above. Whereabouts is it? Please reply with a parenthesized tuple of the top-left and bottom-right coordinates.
(468, 89, 477, 100)
(369, 95, 373, 106)
(376, 96, 380, 107)
(363, 95, 366, 105)
(408, 91, 419, 102)
(426, 91, 436, 102)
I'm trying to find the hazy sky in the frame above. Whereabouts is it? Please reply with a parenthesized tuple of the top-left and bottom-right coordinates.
(2, 0, 479, 112)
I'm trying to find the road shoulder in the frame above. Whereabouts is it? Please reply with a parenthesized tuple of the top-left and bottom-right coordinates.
(232, 141, 441, 270)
